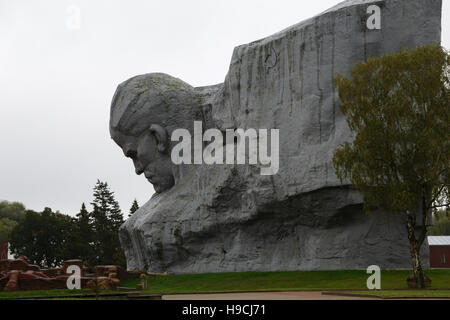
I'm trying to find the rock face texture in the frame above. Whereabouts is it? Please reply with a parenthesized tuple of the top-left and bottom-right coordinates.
(113, 0, 442, 273)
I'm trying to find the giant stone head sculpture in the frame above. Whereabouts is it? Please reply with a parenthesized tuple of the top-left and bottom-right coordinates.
(110, 0, 441, 274)
(110, 73, 202, 193)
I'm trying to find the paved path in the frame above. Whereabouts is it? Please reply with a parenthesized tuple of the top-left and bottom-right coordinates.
(163, 291, 377, 300)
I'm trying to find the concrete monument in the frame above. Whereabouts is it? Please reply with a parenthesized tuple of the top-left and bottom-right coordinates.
(110, 0, 442, 273)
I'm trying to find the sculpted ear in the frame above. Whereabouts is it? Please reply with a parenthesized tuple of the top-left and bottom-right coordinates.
(150, 124, 169, 153)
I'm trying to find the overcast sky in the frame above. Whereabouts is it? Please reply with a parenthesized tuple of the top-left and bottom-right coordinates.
(1, 0, 449, 216)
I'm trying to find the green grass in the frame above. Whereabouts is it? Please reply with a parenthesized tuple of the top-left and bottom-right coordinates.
(0, 289, 87, 299)
(0, 289, 121, 299)
(126, 269, 450, 295)
(2, 270, 450, 299)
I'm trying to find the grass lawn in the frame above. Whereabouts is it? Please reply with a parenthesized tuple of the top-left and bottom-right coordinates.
(125, 269, 450, 295)
(1, 269, 449, 299)
(0, 289, 131, 300)
(0, 289, 87, 299)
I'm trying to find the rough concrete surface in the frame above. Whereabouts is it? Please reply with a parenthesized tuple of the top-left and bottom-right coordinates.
(111, 0, 442, 273)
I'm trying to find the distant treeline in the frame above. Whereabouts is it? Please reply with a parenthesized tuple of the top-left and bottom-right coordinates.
(0, 180, 140, 268)
(429, 210, 450, 236)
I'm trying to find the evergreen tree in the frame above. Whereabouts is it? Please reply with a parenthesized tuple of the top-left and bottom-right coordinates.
(129, 199, 140, 217)
(90, 180, 125, 266)
(69, 203, 95, 264)
(109, 198, 124, 231)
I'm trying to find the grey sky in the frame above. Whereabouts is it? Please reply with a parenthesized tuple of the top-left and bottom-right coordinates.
(1, 0, 449, 216)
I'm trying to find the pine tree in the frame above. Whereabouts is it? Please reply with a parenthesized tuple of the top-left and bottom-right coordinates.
(129, 199, 140, 217)
(110, 198, 124, 231)
(76, 203, 91, 230)
(90, 180, 125, 266)
(71, 203, 95, 264)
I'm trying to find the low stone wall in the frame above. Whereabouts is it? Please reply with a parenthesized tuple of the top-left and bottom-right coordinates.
(0, 256, 122, 292)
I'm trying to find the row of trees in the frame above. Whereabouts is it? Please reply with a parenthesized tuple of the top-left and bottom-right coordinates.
(0, 201, 26, 243)
(3, 180, 140, 268)
(429, 210, 450, 236)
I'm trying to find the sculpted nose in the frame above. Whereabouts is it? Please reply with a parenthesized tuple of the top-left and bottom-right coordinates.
(133, 159, 144, 175)
(123, 147, 143, 175)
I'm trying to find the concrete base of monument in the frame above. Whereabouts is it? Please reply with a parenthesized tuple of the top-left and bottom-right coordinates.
(121, 186, 429, 274)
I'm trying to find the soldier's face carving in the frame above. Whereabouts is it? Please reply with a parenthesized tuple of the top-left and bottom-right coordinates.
(110, 73, 201, 194)
(111, 126, 175, 194)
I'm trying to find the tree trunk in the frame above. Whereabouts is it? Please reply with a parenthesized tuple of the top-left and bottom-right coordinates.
(410, 241, 425, 288)
(406, 211, 423, 288)
(406, 190, 430, 289)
